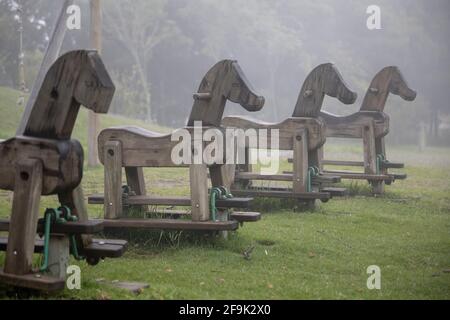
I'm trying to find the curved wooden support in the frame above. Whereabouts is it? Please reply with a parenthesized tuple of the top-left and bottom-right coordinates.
(292, 63, 357, 118)
(222, 116, 326, 151)
(320, 111, 390, 138)
(188, 60, 265, 127)
(360, 66, 417, 112)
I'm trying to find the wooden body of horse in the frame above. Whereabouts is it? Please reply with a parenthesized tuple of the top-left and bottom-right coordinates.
(93, 60, 265, 226)
(0, 50, 125, 291)
(318, 66, 417, 194)
(222, 63, 357, 201)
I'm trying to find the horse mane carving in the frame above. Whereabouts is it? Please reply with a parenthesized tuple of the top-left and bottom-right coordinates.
(360, 66, 416, 112)
(292, 63, 357, 118)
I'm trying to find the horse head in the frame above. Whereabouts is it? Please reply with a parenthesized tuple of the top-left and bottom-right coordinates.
(187, 60, 265, 127)
(23, 50, 115, 140)
(360, 66, 416, 112)
(292, 63, 357, 118)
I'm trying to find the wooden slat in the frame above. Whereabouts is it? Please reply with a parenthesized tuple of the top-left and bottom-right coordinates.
(322, 160, 365, 167)
(0, 270, 65, 292)
(323, 170, 393, 181)
(96, 219, 239, 231)
(235, 172, 293, 181)
(282, 172, 341, 184)
(89, 195, 253, 208)
(230, 189, 331, 200)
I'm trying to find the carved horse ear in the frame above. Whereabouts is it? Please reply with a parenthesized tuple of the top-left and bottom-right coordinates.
(360, 66, 416, 112)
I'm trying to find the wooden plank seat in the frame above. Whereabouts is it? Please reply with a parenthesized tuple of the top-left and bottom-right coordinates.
(95, 219, 239, 231)
(0, 218, 103, 234)
(88, 194, 253, 209)
(0, 237, 127, 259)
(390, 173, 407, 180)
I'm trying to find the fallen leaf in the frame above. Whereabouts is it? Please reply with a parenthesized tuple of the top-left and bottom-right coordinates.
(165, 268, 173, 273)
(267, 283, 273, 289)
(308, 252, 316, 258)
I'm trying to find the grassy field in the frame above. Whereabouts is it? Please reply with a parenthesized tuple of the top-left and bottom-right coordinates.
(0, 87, 449, 300)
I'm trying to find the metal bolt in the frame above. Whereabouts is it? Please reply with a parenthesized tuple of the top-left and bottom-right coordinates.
(35, 274, 41, 278)
(99, 241, 105, 245)
(13, 251, 17, 255)
(109, 203, 113, 206)
(296, 135, 302, 141)
(196, 204, 200, 208)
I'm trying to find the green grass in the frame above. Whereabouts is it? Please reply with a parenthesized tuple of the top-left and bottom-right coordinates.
(0, 86, 449, 299)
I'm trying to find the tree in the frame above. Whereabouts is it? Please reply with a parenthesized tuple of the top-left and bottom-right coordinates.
(102, 0, 181, 122)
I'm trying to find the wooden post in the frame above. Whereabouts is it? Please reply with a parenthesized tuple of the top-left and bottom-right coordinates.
(292, 131, 308, 193)
(88, 0, 102, 167)
(47, 236, 70, 279)
(4, 159, 43, 275)
(190, 164, 209, 221)
(104, 141, 123, 219)
(362, 124, 376, 175)
(125, 167, 148, 215)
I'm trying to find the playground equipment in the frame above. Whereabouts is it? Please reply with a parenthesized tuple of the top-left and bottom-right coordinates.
(0, 50, 127, 292)
(222, 63, 357, 205)
(319, 66, 417, 194)
(88, 60, 264, 232)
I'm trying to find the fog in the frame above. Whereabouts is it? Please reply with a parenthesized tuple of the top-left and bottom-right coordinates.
(1, 0, 449, 145)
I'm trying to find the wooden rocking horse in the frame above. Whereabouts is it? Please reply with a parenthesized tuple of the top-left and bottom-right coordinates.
(0, 50, 127, 292)
(88, 60, 265, 231)
(319, 66, 417, 194)
(222, 63, 357, 205)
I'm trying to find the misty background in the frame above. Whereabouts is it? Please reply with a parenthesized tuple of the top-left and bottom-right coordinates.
(1, 0, 449, 146)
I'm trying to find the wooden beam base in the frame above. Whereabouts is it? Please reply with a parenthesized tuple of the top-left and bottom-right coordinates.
(230, 189, 331, 200)
(95, 218, 239, 231)
(323, 170, 394, 182)
(0, 269, 65, 292)
(0, 237, 127, 260)
(0, 219, 103, 234)
(88, 194, 253, 209)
